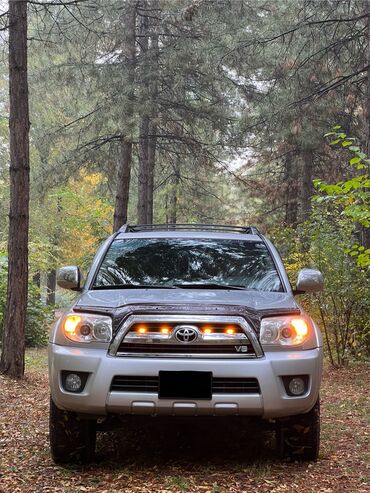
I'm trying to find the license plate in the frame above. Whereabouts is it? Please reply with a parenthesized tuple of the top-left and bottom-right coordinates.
(159, 371, 212, 400)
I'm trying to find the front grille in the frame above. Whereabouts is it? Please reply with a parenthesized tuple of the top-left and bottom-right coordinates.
(110, 375, 260, 394)
(117, 342, 255, 356)
(109, 315, 263, 359)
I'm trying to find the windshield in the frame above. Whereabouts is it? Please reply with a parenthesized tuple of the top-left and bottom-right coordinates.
(93, 238, 283, 292)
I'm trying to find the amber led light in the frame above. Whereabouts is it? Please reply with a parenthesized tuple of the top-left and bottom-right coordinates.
(64, 315, 81, 335)
(225, 327, 235, 335)
(291, 318, 308, 337)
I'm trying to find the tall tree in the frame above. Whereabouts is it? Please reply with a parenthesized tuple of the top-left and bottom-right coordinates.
(0, 0, 30, 377)
(364, 0, 370, 248)
(146, 0, 159, 224)
(113, 2, 136, 232)
(137, 1, 150, 224)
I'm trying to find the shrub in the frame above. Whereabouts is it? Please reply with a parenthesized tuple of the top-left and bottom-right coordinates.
(0, 258, 53, 347)
(273, 129, 370, 366)
(272, 210, 370, 366)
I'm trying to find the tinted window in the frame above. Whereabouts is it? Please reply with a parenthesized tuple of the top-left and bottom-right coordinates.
(94, 238, 283, 292)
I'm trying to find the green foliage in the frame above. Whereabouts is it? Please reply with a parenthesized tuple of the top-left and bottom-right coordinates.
(315, 127, 370, 267)
(273, 208, 370, 367)
(0, 259, 53, 347)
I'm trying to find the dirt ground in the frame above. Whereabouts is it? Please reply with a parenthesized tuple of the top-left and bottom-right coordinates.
(0, 349, 369, 493)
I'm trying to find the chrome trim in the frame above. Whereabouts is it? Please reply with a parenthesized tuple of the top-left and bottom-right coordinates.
(115, 352, 258, 359)
(109, 314, 263, 358)
(123, 332, 249, 345)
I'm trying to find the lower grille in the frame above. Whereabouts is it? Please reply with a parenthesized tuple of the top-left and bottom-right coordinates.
(111, 376, 158, 392)
(212, 378, 260, 393)
(110, 375, 260, 394)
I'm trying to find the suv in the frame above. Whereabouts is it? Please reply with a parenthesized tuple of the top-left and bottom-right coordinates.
(49, 224, 324, 463)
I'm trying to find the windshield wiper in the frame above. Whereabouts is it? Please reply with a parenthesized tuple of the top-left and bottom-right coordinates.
(173, 282, 247, 290)
(92, 284, 176, 290)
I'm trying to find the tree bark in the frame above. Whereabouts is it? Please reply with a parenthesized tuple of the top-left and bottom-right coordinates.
(137, 114, 150, 223)
(32, 272, 41, 289)
(146, 2, 159, 224)
(46, 270, 56, 306)
(168, 164, 180, 224)
(137, 1, 151, 224)
(284, 151, 298, 227)
(147, 122, 157, 224)
(113, 2, 136, 232)
(364, 0, 370, 248)
(113, 139, 132, 231)
(300, 149, 313, 221)
(366, 0, 370, 156)
(0, 0, 30, 378)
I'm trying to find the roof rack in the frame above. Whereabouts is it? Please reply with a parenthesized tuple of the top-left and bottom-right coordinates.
(119, 223, 260, 235)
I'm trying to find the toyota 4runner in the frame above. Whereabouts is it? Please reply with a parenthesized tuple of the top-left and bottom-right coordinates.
(49, 224, 324, 463)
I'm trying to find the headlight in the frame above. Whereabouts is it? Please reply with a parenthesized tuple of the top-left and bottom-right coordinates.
(260, 316, 310, 346)
(63, 313, 112, 343)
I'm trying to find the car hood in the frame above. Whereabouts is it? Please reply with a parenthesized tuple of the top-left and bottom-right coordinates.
(75, 288, 299, 312)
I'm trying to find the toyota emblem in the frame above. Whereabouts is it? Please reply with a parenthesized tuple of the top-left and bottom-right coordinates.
(174, 325, 198, 343)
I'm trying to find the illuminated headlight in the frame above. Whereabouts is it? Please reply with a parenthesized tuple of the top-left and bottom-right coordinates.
(63, 313, 112, 343)
(260, 316, 310, 346)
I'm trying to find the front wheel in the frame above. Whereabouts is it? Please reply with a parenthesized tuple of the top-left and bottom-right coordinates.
(276, 398, 320, 461)
(49, 397, 96, 464)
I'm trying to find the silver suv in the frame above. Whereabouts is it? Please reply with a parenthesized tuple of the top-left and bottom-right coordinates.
(49, 224, 324, 463)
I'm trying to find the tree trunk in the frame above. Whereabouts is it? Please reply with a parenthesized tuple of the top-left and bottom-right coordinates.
(113, 2, 136, 231)
(301, 149, 313, 221)
(113, 139, 132, 231)
(32, 272, 41, 289)
(364, 0, 370, 248)
(137, 114, 150, 223)
(284, 152, 298, 227)
(0, 0, 30, 378)
(46, 270, 56, 306)
(366, 0, 370, 156)
(137, 2, 151, 224)
(169, 165, 180, 224)
(147, 122, 157, 224)
(146, 2, 159, 224)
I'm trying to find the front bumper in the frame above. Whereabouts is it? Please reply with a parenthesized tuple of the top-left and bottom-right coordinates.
(49, 343, 323, 419)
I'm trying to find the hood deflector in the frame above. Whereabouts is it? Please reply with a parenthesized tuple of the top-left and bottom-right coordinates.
(74, 302, 301, 336)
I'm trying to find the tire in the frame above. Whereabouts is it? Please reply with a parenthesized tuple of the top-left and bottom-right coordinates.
(276, 398, 320, 461)
(49, 397, 96, 464)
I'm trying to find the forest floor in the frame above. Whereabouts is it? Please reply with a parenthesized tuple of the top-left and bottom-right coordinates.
(0, 349, 369, 493)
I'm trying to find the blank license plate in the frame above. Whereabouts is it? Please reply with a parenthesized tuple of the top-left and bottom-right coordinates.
(159, 371, 212, 400)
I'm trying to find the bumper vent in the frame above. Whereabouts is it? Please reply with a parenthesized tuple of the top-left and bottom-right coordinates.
(110, 375, 260, 394)
(211, 378, 260, 394)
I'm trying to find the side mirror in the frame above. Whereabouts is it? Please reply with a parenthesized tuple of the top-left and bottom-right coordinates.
(57, 266, 81, 291)
(294, 268, 324, 295)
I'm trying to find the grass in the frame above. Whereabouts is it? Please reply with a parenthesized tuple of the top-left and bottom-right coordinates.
(25, 347, 48, 372)
(166, 476, 190, 491)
